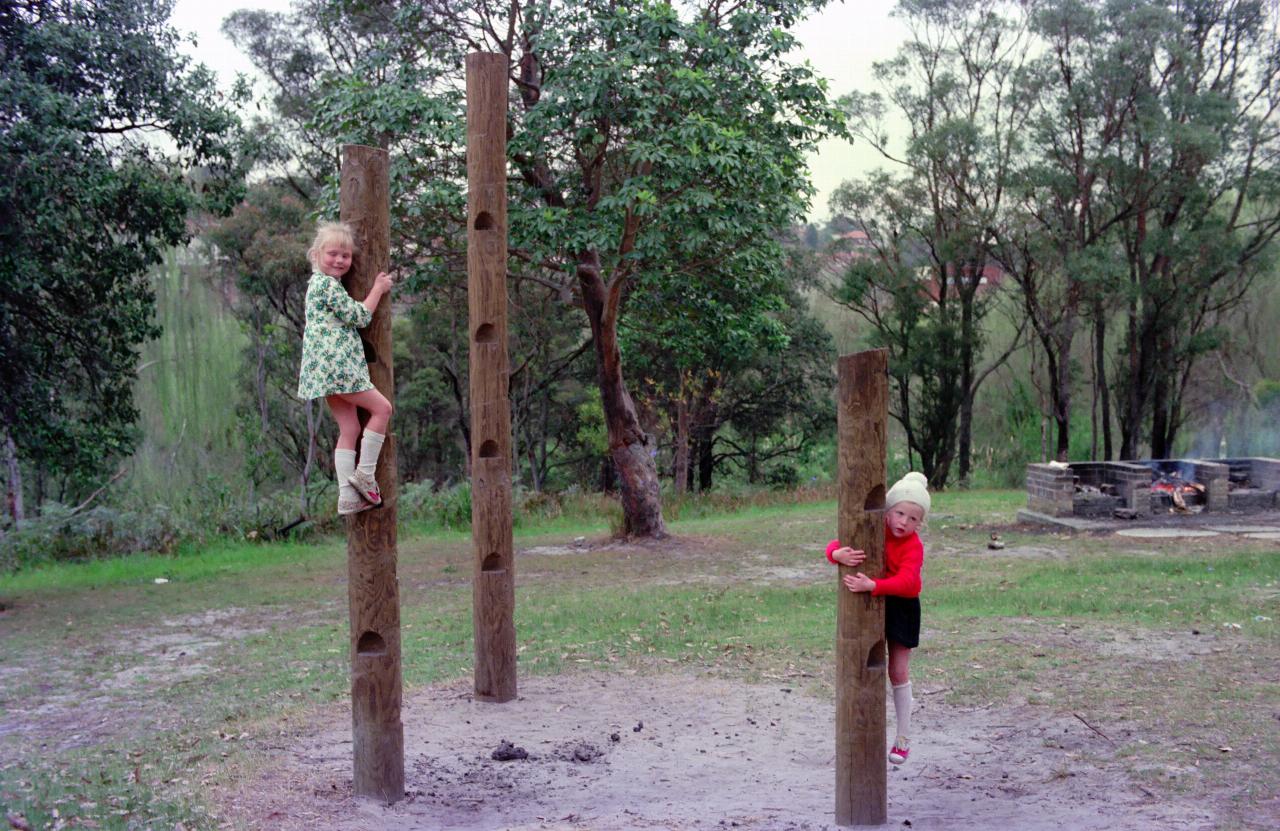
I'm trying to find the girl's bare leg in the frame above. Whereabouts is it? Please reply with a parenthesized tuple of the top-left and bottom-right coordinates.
(326, 396, 362, 451)
(332, 387, 393, 435)
(888, 640, 912, 686)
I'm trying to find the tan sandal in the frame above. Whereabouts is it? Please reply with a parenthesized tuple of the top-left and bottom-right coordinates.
(338, 493, 375, 516)
(348, 469, 382, 505)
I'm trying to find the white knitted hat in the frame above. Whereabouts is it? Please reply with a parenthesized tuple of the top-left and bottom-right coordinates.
(886, 471, 930, 516)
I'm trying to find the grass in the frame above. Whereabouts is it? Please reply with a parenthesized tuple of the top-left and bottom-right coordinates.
(2, 489, 1278, 830)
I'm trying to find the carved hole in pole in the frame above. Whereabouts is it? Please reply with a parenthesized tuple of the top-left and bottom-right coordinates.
(474, 322, 497, 343)
(866, 639, 886, 670)
(356, 630, 387, 657)
(473, 211, 495, 230)
(481, 552, 504, 573)
(478, 439, 499, 459)
(865, 484, 886, 511)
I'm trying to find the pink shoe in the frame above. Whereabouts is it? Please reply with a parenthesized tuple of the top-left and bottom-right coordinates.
(348, 469, 382, 505)
(889, 736, 910, 764)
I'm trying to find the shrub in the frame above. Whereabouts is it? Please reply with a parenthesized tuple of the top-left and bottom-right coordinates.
(0, 503, 188, 573)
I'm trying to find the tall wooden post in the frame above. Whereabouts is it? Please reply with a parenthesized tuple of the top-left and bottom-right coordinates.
(340, 144, 404, 802)
(466, 52, 517, 703)
(835, 349, 888, 826)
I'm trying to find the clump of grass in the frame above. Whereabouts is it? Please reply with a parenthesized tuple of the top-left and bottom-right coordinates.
(0, 743, 218, 831)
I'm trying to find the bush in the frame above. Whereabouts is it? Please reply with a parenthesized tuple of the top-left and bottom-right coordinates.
(0, 503, 189, 573)
(399, 480, 472, 529)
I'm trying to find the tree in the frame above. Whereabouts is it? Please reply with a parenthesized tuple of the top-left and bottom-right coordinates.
(626, 241, 835, 492)
(202, 183, 323, 515)
(835, 0, 1030, 484)
(988, 0, 1153, 461)
(0, 0, 246, 515)
(827, 175, 965, 484)
(298, 0, 843, 536)
(1111, 0, 1280, 459)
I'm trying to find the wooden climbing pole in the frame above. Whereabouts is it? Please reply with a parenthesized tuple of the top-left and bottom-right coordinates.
(339, 143, 404, 802)
(466, 52, 517, 703)
(834, 349, 888, 826)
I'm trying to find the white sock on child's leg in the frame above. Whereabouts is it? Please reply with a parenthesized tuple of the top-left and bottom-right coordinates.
(892, 681, 913, 740)
(335, 449, 358, 501)
(357, 430, 385, 476)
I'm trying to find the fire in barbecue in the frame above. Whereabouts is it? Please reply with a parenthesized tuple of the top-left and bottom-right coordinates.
(1151, 473, 1205, 513)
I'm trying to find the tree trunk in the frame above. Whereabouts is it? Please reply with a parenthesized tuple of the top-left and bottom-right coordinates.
(698, 434, 714, 491)
(256, 325, 269, 436)
(1146, 332, 1172, 455)
(301, 398, 317, 516)
(4, 432, 23, 523)
(957, 286, 976, 484)
(1051, 317, 1075, 461)
(600, 455, 616, 493)
(576, 250, 666, 538)
(673, 395, 689, 495)
(1093, 305, 1112, 460)
(33, 463, 45, 516)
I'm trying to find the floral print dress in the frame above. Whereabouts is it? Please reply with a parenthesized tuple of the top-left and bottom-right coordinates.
(296, 272, 373, 400)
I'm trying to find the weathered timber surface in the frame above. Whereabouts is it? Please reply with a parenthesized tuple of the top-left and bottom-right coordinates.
(340, 144, 404, 803)
(467, 52, 517, 703)
(834, 349, 888, 826)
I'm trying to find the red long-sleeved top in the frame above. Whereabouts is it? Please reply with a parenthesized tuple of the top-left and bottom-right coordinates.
(825, 532, 923, 598)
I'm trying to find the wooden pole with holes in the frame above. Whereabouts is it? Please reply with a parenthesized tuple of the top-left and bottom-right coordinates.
(467, 52, 517, 703)
(835, 349, 889, 825)
(339, 143, 404, 802)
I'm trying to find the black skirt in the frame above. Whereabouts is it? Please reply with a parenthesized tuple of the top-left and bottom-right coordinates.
(884, 596, 921, 649)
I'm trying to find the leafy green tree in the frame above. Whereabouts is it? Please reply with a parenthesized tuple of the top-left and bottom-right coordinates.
(835, 0, 1030, 484)
(1109, 0, 1280, 459)
(0, 0, 246, 513)
(202, 183, 323, 515)
(714, 276, 835, 486)
(828, 175, 964, 483)
(293, 0, 843, 536)
(626, 243, 834, 491)
(987, 0, 1156, 461)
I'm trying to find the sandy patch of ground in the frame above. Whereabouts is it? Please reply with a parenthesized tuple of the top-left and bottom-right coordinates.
(218, 672, 1217, 831)
(0, 606, 277, 750)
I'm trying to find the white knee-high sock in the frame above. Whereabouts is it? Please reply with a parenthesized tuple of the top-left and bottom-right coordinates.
(892, 681, 913, 740)
(335, 449, 358, 500)
(356, 430, 385, 476)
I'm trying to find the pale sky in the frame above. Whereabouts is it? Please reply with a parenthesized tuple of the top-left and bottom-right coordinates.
(171, 0, 908, 220)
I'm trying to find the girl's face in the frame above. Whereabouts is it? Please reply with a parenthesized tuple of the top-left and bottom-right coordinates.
(317, 243, 353, 278)
(884, 502, 925, 538)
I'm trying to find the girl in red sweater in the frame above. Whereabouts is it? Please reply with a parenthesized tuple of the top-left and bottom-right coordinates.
(826, 471, 930, 765)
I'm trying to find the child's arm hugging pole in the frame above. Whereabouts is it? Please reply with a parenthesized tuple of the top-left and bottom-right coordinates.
(320, 273, 373, 328)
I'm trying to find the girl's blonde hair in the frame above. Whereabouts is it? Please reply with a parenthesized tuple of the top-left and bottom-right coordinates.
(308, 221, 355, 268)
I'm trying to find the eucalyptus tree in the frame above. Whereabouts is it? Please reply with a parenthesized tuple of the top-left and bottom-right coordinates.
(0, 0, 246, 515)
(829, 174, 965, 484)
(990, 0, 1156, 461)
(833, 0, 1032, 483)
(298, 0, 842, 536)
(1111, 0, 1280, 459)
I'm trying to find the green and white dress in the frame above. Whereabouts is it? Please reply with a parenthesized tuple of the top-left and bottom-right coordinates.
(296, 272, 373, 400)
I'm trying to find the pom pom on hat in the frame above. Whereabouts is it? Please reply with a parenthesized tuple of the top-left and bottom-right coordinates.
(886, 471, 930, 516)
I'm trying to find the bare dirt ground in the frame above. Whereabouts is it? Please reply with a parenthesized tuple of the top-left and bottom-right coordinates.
(218, 671, 1217, 831)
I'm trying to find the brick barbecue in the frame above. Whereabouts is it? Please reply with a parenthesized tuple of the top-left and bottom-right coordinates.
(1023, 457, 1280, 521)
